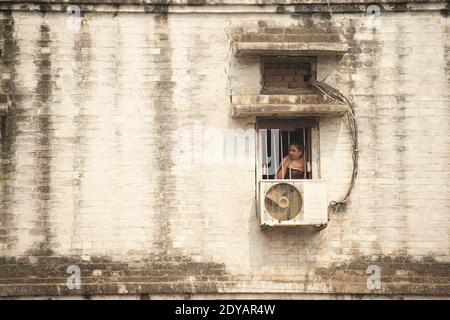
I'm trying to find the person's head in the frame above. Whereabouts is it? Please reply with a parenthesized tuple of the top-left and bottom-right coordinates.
(288, 143, 303, 160)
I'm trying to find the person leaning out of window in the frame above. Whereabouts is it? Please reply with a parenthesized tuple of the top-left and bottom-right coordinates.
(276, 143, 306, 179)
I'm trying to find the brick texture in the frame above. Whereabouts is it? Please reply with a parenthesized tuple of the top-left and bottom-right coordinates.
(0, 2, 449, 298)
(263, 61, 311, 90)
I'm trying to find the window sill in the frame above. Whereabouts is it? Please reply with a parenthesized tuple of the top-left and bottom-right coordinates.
(0, 104, 7, 117)
(232, 41, 348, 57)
(231, 94, 347, 118)
(261, 88, 315, 95)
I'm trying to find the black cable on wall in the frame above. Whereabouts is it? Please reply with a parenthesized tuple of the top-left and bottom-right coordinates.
(310, 78, 359, 216)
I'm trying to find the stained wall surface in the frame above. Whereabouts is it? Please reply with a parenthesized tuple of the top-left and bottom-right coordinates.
(0, 1, 449, 298)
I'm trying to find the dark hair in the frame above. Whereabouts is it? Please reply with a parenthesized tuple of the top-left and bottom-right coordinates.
(289, 143, 304, 154)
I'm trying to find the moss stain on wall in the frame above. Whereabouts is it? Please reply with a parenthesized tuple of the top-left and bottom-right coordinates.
(0, 11, 21, 251)
(28, 22, 54, 256)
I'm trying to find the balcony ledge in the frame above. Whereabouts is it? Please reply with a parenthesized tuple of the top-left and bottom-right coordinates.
(231, 94, 347, 118)
(232, 42, 349, 56)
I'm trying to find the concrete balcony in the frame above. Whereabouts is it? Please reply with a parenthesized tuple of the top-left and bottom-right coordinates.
(231, 93, 347, 118)
(232, 41, 349, 57)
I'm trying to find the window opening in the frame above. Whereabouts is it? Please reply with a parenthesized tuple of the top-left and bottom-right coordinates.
(260, 127, 313, 180)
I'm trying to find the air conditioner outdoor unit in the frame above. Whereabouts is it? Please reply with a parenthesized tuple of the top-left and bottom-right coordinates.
(259, 180, 328, 228)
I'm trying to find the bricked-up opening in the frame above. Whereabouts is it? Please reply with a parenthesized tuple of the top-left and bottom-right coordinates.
(261, 57, 317, 94)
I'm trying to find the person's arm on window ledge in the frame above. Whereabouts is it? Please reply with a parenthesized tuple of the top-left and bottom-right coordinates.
(276, 156, 291, 179)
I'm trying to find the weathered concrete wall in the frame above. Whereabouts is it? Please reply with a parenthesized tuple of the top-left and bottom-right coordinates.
(0, 1, 449, 298)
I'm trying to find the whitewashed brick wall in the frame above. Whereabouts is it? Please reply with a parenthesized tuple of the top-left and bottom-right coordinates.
(0, 2, 449, 297)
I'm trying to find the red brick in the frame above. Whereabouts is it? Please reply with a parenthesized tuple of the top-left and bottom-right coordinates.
(269, 82, 289, 88)
(264, 75, 283, 82)
(283, 76, 294, 82)
(288, 82, 301, 88)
